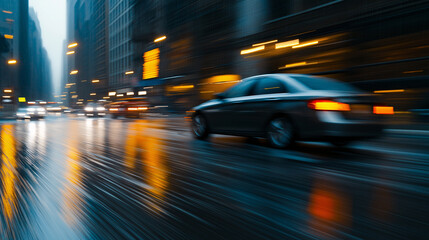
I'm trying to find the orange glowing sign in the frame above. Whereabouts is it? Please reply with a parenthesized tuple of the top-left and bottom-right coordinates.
(143, 48, 160, 79)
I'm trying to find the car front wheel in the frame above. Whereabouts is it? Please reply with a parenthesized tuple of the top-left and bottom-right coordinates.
(267, 117, 295, 148)
(192, 114, 209, 140)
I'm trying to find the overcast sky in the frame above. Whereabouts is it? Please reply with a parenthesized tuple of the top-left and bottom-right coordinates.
(29, 0, 66, 95)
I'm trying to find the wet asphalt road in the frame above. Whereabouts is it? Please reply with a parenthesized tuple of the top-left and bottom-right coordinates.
(0, 116, 428, 240)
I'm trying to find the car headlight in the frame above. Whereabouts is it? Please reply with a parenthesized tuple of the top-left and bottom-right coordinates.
(85, 107, 94, 111)
(96, 107, 105, 111)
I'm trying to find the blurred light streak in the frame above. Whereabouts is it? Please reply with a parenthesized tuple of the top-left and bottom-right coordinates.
(292, 41, 319, 48)
(70, 70, 78, 75)
(172, 85, 194, 89)
(373, 89, 405, 94)
(275, 39, 299, 49)
(1, 125, 17, 222)
(4, 34, 13, 39)
(127, 92, 134, 96)
(2, 10, 12, 14)
(154, 36, 167, 43)
(92, 79, 100, 83)
(66, 51, 75, 55)
(4, 89, 12, 93)
(117, 94, 124, 97)
(252, 39, 278, 47)
(373, 106, 394, 115)
(90, 93, 96, 96)
(68, 43, 78, 48)
(108, 91, 116, 96)
(403, 70, 423, 74)
(125, 71, 134, 75)
(138, 91, 147, 95)
(279, 61, 319, 69)
(7, 59, 17, 65)
(240, 46, 265, 55)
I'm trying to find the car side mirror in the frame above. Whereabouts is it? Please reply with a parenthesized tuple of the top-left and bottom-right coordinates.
(215, 93, 226, 99)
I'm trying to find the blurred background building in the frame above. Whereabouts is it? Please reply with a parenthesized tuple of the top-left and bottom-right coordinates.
(0, 0, 52, 108)
(65, 0, 429, 118)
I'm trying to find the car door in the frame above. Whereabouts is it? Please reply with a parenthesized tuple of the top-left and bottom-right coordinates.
(204, 79, 256, 133)
(232, 77, 289, 134)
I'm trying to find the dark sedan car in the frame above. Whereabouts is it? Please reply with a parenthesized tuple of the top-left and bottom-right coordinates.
(190, 74, 394, 148)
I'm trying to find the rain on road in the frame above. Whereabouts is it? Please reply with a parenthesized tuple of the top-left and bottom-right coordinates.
(0, 117, 428, 239)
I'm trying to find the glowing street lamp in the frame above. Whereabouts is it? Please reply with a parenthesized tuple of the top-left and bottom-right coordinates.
(70, 70, 78, 75)
(68, 42, 78, 48)
(125, 71, 134, 75)
(66, 51, 75, 55)
(154, 36, 167, 43)
(7, 59, 17, 65)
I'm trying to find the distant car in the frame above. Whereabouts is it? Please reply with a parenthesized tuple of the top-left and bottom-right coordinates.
(84, 103, 106, 117)
(16, 106, 46, 120)
(108, 100, 149, 118)
(189, 74, 394, 148)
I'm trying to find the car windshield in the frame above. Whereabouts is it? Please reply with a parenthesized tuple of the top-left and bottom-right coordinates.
(292, 75, 361, 92)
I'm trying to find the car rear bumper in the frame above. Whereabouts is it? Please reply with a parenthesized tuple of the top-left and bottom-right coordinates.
(321, 122, 383, 139)
(298, 111, 384, 140)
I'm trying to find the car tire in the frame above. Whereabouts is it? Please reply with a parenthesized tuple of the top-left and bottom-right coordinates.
(266, 117, 295, 148)
(192, 114, 210, 140)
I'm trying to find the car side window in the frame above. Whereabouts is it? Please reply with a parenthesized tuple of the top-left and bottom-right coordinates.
(252, 78, 287, 95)
(224, 80, 255, 98)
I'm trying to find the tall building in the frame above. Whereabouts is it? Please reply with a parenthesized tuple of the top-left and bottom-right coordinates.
(66, 0, 109, 106)
(27, 8, 52, 101)
(0, 0, 21, 93)
(108, 0, 133, 89)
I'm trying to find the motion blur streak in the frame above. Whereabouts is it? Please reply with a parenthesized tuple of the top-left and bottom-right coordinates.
(1, 125, 17, 223)
(61, 121, 84, 227)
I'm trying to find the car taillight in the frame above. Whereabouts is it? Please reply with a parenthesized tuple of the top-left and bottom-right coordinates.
(308, 100, 350, 111)
(373, 106, 394, 115)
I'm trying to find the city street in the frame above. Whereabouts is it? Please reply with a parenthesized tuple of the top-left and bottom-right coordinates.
(0, 116, 428, 239)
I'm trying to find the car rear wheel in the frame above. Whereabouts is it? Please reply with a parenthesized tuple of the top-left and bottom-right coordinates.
(267, 117, 295, 148)
(192, 114, 209, 140)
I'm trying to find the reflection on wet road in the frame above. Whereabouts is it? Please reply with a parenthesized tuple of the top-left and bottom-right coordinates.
(0, 117, 428, 239)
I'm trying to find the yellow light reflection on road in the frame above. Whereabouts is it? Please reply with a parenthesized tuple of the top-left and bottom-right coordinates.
(124, 121, 168, 213)
(1, 125, 17, 222)
(61, 122, 83, 226)
(307, 177, 351, 238)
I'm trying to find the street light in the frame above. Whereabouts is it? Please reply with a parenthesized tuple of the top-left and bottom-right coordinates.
(70, 70, 78, 75)
(68, 42, 78, 48)
(7, 59, 17, 65)
(125, 71, 134, 75)
(92, 79, 100, 83)
(66, 51, 75, 55)
(4, 89, 12, 93)
(154, 36, 167, 43)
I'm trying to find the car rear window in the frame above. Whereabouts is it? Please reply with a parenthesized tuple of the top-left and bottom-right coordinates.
(292, 76, 360, 92)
